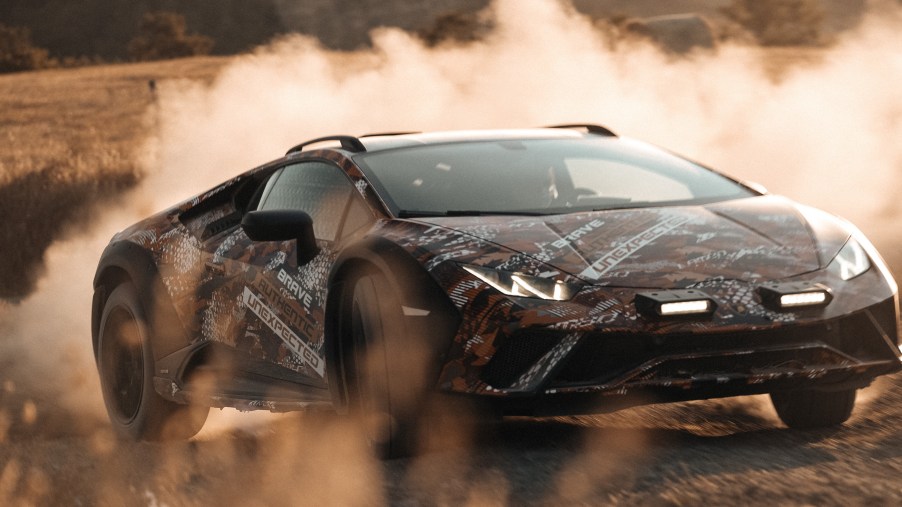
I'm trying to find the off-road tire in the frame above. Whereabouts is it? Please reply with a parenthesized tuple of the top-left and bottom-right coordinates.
(97, 282, 208, 440)
(770, 388, 856, 429)
(346, 270, 427, 458)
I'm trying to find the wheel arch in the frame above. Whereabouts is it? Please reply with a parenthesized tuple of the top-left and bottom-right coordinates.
(92, 240, 191, 361)
(324, 237, 460, 414)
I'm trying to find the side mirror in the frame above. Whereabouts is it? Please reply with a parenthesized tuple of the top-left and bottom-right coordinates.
(241, 210, 320, 265)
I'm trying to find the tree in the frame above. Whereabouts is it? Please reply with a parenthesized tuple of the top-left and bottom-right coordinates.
(722, 0, 825, 46)
(127, 11, 214, 61)
(0, 23, 52, 73)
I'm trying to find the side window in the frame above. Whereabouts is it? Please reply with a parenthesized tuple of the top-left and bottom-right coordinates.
(340, 196, 373, 241)
(257, 161, 354, 242)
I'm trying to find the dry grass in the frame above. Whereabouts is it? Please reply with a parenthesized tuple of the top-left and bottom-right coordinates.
(0, 57, 228, 298)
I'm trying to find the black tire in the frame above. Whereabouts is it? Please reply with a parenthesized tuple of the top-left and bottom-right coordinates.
(770, 388, 857, 429)
(97, 282, 208, 440)
(346, 271, 432, 459)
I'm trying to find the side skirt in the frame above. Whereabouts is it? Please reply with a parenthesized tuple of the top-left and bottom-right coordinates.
(153, 341, 332, 412)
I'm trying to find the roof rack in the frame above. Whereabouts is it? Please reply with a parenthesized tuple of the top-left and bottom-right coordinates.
(286, 135, 366, 155)
(546, 124, 617, 137)
(359, 131, 420, 138)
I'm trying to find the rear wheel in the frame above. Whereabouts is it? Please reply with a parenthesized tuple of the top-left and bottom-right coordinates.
(97, 282, 208, 440)
(770, 388, 856, 429)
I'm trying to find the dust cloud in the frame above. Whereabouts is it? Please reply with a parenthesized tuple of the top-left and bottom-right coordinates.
(0, 0, 901, 502)
(0, 207, 152, 441)
(143, 0, 901, 229)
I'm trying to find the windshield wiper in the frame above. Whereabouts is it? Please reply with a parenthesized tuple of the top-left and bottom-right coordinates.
(397, 209, 547, 218)
(446, 210, 547, 216)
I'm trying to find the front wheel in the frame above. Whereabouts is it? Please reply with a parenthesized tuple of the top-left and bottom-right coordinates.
(346, 271, 435, 458)
(97, 282, 208, 440)
(770, 388, 856, 429)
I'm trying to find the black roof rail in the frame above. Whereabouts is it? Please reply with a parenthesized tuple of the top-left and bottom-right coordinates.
(359, 131, 420, 138)
(546, 124, 617, 137)
(286, 135, 366, 155)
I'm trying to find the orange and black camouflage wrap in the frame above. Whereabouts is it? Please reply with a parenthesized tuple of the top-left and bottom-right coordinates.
(373, 195, 900, 399)
(107, 144, 901, 413)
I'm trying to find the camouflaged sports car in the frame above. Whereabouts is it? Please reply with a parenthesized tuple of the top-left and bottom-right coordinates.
(92, 125, 902, 457)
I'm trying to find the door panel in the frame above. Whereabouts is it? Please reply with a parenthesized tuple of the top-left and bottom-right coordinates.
(197, 161, 360, 388)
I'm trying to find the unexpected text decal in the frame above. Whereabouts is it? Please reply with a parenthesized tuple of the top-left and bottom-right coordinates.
(243, 287, 324, 377)
(580, 214, 690, 278)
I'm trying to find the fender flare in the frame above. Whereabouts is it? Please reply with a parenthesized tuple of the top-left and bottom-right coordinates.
(91, 240, 191, 361)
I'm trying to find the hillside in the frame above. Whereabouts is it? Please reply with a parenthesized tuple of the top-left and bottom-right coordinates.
(0, 0, 872, 60)
(572, 0, 868, 32)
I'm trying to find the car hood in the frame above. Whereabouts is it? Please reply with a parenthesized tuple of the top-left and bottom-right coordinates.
(416, 196, 828, 288)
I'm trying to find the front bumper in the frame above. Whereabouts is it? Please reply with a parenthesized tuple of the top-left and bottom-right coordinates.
(434, 265, 901, 413)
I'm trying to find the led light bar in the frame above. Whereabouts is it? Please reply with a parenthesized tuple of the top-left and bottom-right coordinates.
(659, 299, 714, 316)
(635, 290, 717, 319)
(757, 282, 833, 311)
(780, 292, 828, 308)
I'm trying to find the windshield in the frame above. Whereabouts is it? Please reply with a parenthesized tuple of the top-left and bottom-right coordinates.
(354, 137, 754, 216)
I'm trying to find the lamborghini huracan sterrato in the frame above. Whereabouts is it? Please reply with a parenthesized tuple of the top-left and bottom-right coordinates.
(92, 125, 902, 457)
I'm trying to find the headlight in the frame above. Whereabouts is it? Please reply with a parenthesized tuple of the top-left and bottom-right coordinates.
(462, 265, 580, 301)
(828, 238, 870, 281)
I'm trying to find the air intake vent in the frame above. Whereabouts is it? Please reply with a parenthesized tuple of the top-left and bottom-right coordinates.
(480, 332, 560, 388)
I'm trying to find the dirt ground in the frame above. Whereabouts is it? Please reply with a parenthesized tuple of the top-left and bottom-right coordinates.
(0, 374, 899, 505)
